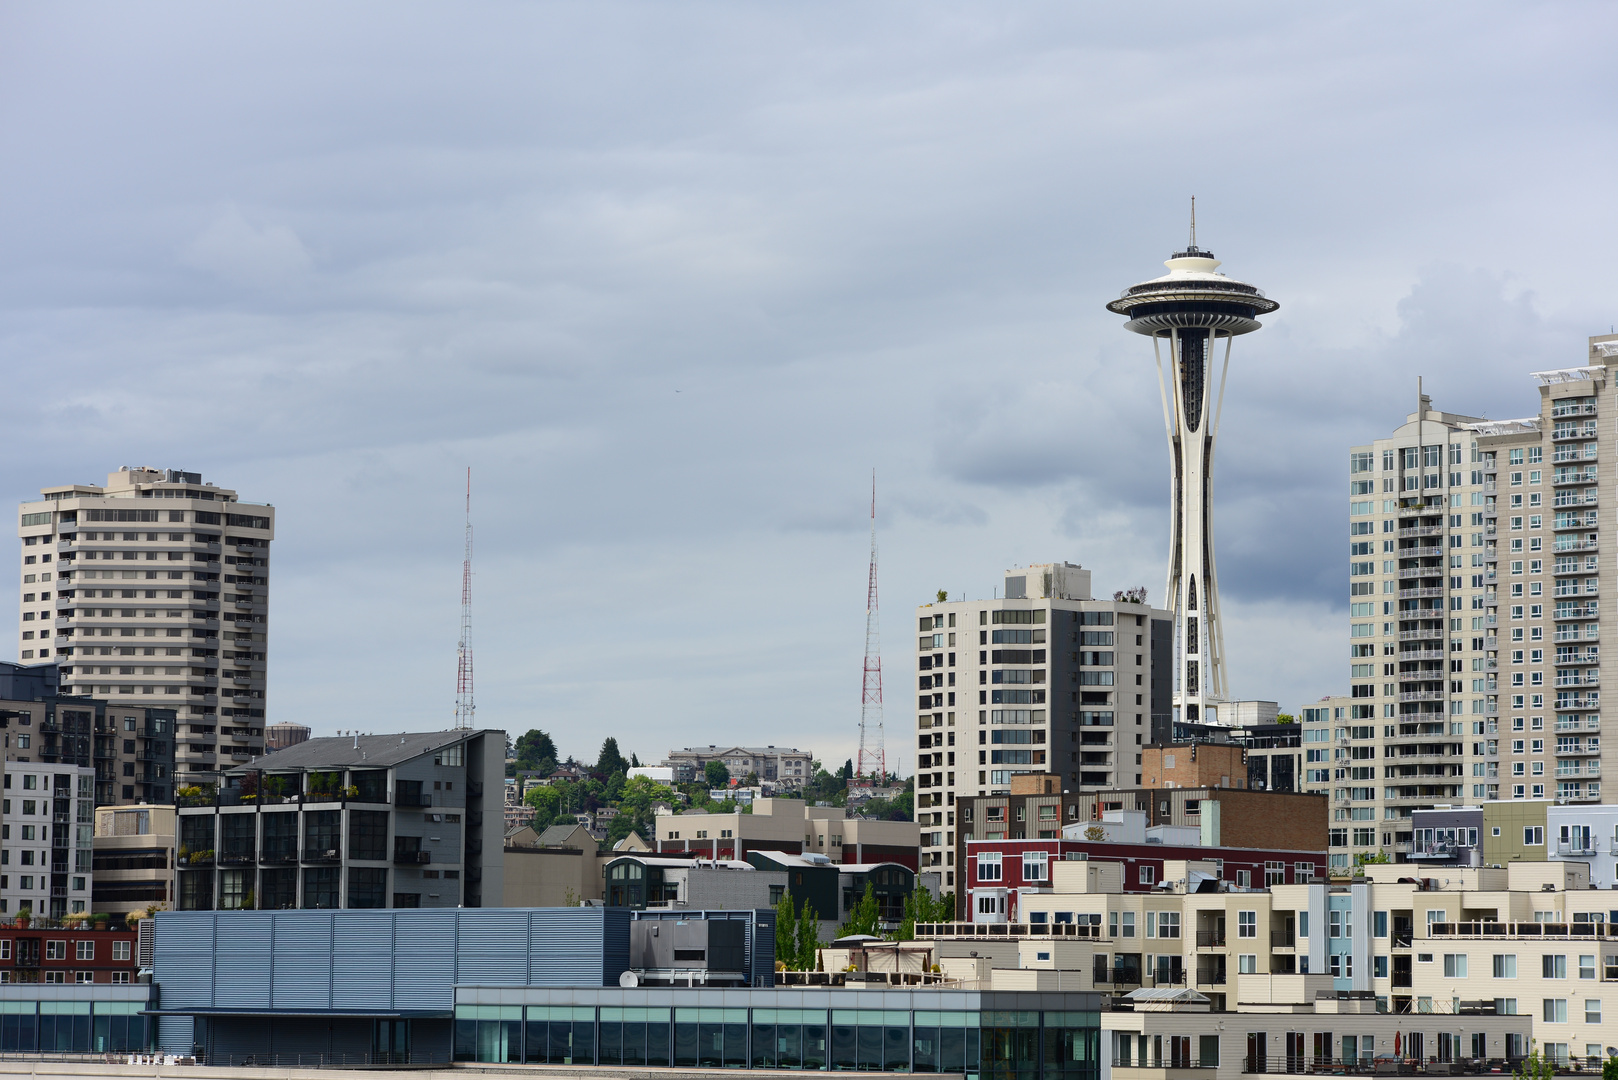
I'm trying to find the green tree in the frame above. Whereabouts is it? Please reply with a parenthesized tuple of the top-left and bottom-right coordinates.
(630, 752, 641, 768)
(838, 759, 854, 780)
(1600, 1053, 1617, 1080)
(605, 770, 627, 802)
(704, 760, 731, 788)
(795, 899, 822, 970)
(775, 892, 798, 969)
(523, 784, 561, 829)
(1275, 713, 1296, 724)
(935, 589, 948, 602)
(839, 881, 881, 938)
(596, 738, 629, 779)
(1515, 1043, 1556, 1080)
(515, 730, 559, 775)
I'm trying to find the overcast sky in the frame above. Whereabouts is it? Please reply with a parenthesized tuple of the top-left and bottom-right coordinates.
(3, 4, 1616, 771)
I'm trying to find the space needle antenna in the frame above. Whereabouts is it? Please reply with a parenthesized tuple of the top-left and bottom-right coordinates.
(454, 468, 474, 730)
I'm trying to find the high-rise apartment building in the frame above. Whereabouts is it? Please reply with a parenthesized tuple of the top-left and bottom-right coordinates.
(17, 467, 274, 793)
(913, 562, 1172, 887)
(1313, 334, 1618, 871)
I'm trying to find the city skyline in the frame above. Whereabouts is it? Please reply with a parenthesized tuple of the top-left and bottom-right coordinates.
(2, 5, 1617, 768)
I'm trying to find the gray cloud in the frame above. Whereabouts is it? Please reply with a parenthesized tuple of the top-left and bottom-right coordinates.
(1, 2, 1615, 764)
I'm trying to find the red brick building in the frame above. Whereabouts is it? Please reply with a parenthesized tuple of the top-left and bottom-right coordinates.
(960, 836, 1328, 922)
(0, 926, 139, 984)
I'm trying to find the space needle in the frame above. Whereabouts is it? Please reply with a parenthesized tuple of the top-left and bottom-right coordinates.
(1106, 206, 1278, 724)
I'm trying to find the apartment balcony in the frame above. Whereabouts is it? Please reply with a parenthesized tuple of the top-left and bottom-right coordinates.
(1554, 673, 1599, 688)
(1399, 628, 1444, 641)
(1398, 526, 1444, 539)
(1401, 649, 1446, 661)
(1554, 539, 1600, 553)
(1553, 743, 1601, 757)
(1550, 402, 1598, 418)
(302, 847, 342, 863)
(1398, 587, 1445, 599)
(1194, 929, 1225, 948)
(1552, 492, 1598, 507)
(1270, 930, 1296, 949)
(1397, 567, 1445, 581)
(1553, 469, 1598, 486)
(1398, 691, 1446, 703)
(1553, 602, 1599, 619)
(394, 851, 431, 865)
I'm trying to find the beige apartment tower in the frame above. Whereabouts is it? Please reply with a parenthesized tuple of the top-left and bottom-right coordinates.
(1312, 334, 1618, 871)
(16, 467, 273, 793)
(914, 562, 1172, 888)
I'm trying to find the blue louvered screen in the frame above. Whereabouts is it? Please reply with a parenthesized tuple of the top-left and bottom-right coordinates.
(391, 910, 457, 1011)
(152, 913, 218, 1010)
(151, 906, 633, 1018)
(454, 910, 529, 985)
(214, 913, 274, 1009)
(270, 914, 334, 1010)
(527, 908, 605, 987)
(332, 911, 395, 1011)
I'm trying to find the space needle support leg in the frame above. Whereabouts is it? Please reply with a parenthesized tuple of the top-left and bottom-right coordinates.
(1204, 331, 1233, 702)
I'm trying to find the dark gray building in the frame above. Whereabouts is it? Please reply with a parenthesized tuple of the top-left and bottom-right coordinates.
(1409, 806, 1483, 865)
(174, 728, 504, 910)
(0, 660, 177, 806)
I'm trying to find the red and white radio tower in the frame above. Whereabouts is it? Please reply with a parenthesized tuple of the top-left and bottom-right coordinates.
(856, 472, 885, 782)
(454, 468, 474, 730)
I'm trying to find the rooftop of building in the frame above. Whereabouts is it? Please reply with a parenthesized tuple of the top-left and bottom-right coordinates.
(229, 728, 494, 772)
(667, 745, 808, 755)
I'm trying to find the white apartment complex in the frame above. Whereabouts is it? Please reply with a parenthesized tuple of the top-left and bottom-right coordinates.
(1315, 335, 1618, 871)
(0, 761, 95, 920)
(17, 468, 273, 791)
(908, 858, 1610, 1069)
(913, 562, 1172, 888)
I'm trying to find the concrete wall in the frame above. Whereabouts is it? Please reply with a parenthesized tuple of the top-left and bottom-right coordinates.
(501, 847, 606, 907)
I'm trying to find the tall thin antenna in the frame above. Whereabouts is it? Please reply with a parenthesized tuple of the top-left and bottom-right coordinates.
(1189, 196, 1197, 249)
(856, 472, 885, 783)
(454, 468, 474, 730)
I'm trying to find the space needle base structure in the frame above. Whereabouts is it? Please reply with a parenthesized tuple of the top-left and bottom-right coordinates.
(1106, 229, 1277, 724)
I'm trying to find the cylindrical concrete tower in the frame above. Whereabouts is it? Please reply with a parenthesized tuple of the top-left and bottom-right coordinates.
(1107, 235, 1277, 724)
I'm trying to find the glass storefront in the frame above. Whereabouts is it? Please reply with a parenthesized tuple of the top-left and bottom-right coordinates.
(0, 1000, 148, 1053)
(452, 1001, 1096, 1079)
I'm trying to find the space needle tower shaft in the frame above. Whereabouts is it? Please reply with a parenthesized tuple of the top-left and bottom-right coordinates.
(1106, 204, 1278, 723)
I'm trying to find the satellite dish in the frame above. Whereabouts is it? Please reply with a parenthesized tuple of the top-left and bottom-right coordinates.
(619, 970, 640, 987)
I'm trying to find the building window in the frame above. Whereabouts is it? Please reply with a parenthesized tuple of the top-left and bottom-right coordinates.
(303, 866, 339, 909)
(976, 853, 1002, 882)
(75, 940, 94, 961)
(1238, 911, 1257, 938)
(349, 867, 388, 909)
(112, 941, 130, 962)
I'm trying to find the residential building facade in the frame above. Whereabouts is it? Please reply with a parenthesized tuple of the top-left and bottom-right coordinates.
(654, 797, 918, 868)
(661, 746, 812, 788)
(91, 803, 176, 920)
(0, 924, 139, 985)
(0, 760, 95, 919)
(17, 467, 273, 789)
(1, 662, 178, 807)
(174, 729, 505, 910)
(914, 563, 1173, 889)
(1322, 334, 1618, 871)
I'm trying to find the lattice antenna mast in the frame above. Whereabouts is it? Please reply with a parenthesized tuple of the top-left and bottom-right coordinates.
(856, 473, 885, 782)
(454, 468, 474, 730)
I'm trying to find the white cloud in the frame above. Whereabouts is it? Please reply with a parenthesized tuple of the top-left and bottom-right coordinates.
(183, 204, 313, 288)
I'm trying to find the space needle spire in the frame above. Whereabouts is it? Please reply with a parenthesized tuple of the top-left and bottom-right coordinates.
(1106, 208, 1278, 723)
